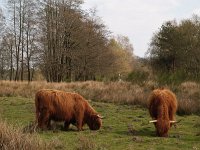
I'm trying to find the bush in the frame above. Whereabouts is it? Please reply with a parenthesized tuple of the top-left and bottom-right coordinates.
(127, 70, 149, 85)
(157, 71, 187, 85)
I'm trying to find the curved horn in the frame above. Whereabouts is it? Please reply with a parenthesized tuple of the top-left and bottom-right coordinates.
(170, 120, 177, 123)
(97, 114, 104, 119)
(149, 120, 157, 123)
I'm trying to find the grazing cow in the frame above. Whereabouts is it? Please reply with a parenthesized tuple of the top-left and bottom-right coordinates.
(148, 88, 177, 137)
(35, 89, 103, 131)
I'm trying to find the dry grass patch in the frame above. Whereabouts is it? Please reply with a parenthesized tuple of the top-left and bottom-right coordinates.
(0, 120, 48, 150)
(176, 81, 200, 114)
(76, 135, 97, 150)
(0, 80, 150, 107)
(0, 80, 200, 115)
(177, 99, 200, 115)
(0, 119, 65, 150)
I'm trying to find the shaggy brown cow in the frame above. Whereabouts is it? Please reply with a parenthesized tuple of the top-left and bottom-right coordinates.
(148, 88, 177, 137)
(35, 89, 103, 131)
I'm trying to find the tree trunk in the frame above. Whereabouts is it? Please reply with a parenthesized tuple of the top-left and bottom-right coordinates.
(9, 43, 13, 81)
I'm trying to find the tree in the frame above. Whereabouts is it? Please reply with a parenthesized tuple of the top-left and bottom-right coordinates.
(148, 20, 180, 73)
(0, 0, 135, 82)
(0, 8, 8, 79)
(72, 10, 110, 81)
(0, 31, 15, 80)
(39, 0, 112, 82)
(106, 37, 134, 79)
(147, 16, 200, 82)
(39, 0, 84, 82)
(116, 35, 134, 55)
(0, 8, 5, 34)
(178, 16, 200, 79)
(6, 0, 39, 81)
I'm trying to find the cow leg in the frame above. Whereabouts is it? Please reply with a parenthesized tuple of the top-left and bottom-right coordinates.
(38, 108, 50, 130)
(64, 121, 70, 130)
(76, 120, 83, 131)
(47, 119, 51, 129)
(75, 113, 84, 131)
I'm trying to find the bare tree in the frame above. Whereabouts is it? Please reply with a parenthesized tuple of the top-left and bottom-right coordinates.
(6, 0, 39, 81)
(0, 8, 5, 34)
(39, 0, 85, 82)
(1, 0, 135, 82)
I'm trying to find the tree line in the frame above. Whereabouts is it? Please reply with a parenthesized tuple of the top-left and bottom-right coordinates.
(3, 0, 199, 84)
(147, 15, 200, 83)
(0, 0, 134, 82)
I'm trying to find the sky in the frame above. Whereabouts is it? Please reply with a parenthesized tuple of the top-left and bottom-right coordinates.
(82, 0, 200, 57)
(1, 0, 200, 57)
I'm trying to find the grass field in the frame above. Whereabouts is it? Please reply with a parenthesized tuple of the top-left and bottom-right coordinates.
(0, 96, 199, 150)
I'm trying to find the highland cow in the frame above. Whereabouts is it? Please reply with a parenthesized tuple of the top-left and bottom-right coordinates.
(35, 89, 103, 131)
(148, 88, 177, 137)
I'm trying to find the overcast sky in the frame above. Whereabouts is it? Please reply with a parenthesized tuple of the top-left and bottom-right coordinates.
(82, 0, 200, 57)
(1, 0, 200, 57)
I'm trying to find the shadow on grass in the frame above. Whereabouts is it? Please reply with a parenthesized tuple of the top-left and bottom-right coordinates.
(136, 127, 156, 137)
(23, 121, 80, 133)
(113, 126, 181, 139)
(97, 123, 156, 138)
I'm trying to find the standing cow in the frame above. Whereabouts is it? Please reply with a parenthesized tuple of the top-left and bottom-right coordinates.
(148, 88, 177, 137)
(35, 89, 103, 131)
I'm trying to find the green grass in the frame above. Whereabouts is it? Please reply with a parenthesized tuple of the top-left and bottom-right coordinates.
(0, 96, 199, 150)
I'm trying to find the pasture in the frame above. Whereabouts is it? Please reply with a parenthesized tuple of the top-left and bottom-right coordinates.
(0, 96, 199, 150)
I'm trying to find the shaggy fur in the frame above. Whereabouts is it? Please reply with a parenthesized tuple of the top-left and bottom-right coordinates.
(35, 89, 102, 131)
(148, 88, 177, 137)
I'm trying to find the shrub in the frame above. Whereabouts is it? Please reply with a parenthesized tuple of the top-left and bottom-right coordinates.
(127, 70, 149, 85)
(157, 71, 187, 85)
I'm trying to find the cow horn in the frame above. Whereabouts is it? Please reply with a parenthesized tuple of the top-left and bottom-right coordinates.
(97, 114, 104, 119)
(149, 120, 157, 123)
(170, 120, 177, 123)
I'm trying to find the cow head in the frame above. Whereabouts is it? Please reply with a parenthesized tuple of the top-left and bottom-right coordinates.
(149, 119, 176, 137)
(156, 119, 170, 137)
(87, 114, 103, 130)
